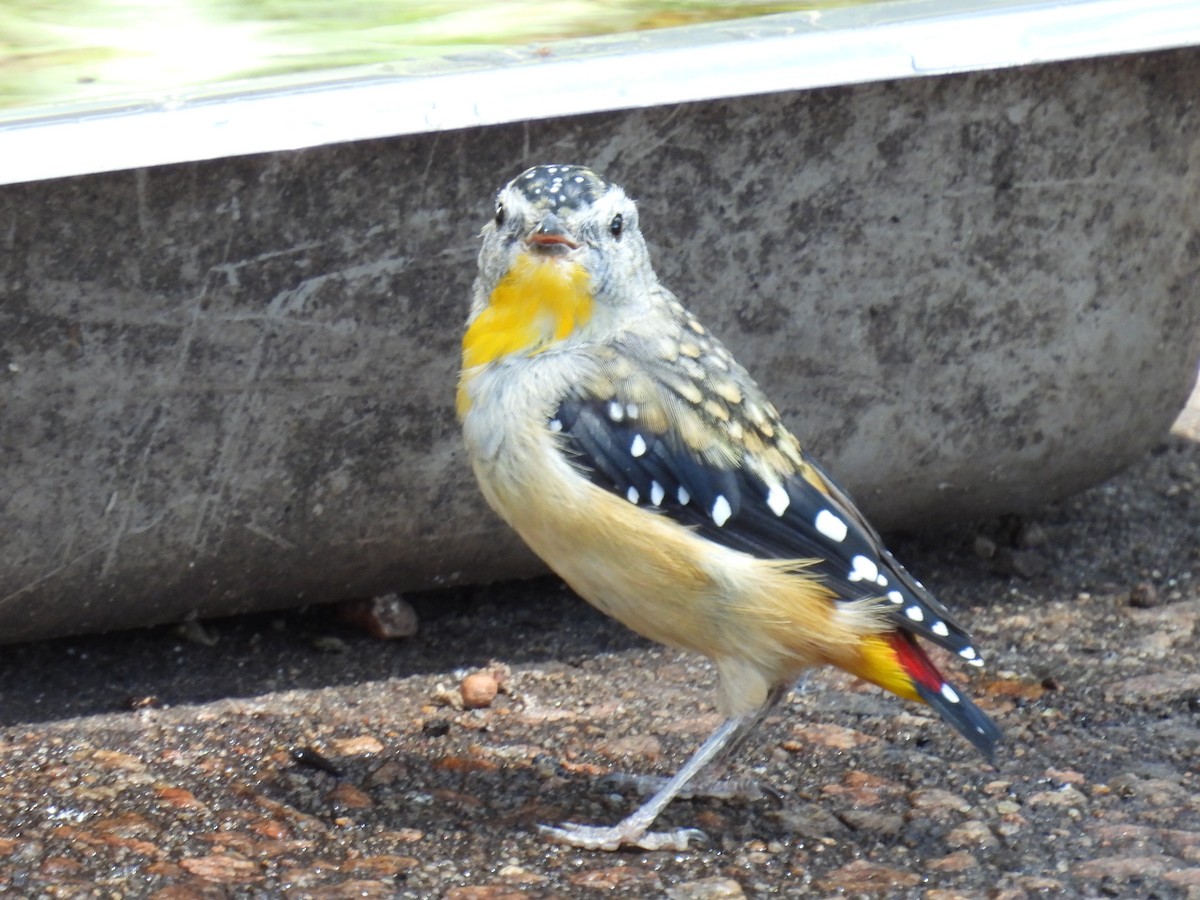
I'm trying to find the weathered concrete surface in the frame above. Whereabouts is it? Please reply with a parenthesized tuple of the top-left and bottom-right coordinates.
(2, 48, 1199, 642)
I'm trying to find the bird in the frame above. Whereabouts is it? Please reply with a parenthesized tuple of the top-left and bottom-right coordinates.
(456, 163, 1000, 851)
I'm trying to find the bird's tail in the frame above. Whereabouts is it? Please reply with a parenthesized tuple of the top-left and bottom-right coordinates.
(848, 631, 1000, 761)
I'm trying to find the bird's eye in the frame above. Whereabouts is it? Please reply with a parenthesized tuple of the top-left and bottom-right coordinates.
(610, 214, 624, 238)
(495, 203, 505, 226)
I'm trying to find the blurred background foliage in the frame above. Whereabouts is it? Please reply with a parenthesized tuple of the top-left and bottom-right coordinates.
(0, 1, 871, 111)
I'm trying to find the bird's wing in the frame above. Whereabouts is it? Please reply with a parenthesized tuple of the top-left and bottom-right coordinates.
(554, 335, 984, 669)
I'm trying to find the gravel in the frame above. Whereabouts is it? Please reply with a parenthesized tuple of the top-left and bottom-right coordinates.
(1, 382, 1198, 898)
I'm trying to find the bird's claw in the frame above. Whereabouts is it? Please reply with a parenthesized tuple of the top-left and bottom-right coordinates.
(538, 821, 707, 852)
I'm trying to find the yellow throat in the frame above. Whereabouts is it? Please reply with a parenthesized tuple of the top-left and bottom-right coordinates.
(458, 252, 593, 415)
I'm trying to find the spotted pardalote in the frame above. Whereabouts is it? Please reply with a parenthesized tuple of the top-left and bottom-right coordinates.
(457, 164, 1000, 851)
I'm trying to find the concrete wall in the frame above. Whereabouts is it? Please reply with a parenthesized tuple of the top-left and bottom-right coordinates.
(2, 48, 1199, 642)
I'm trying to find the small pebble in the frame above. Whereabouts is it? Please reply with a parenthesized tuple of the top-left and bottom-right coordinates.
(929, 851, 980, 872)
(326, 783, 374, 809)
(460, 672, 499, 709)
(174, 618, 219, 646)
(338, 593, 420, 639)
(1017, 521, 1049, 547)
(817, 860, 920, 891)
(666, 876, 747, 899)
(973, 535, 997, 559)
(330, 735, 385, 757)
(310, 635, 349, 654)
(1128, 582, 1159, 608)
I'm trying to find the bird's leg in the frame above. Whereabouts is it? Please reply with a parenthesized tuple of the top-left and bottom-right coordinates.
(540, 714, 745, 851)
(599, 684, 792, 803)
(540, 684, 790, 851)
(601, 771, 771, 802)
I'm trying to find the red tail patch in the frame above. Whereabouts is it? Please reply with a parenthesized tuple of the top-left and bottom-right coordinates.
(886, 632, 945, 694)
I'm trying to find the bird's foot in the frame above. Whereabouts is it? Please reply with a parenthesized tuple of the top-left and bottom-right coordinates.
(538, 821, 707, 851)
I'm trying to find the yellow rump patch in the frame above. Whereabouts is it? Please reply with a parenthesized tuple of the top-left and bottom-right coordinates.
(846, 634, 923, 704)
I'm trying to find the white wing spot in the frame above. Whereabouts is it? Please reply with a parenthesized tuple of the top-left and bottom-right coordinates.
(608, 400, 625, 421)
(630, 434, 647, 458)
(959, 646, 977, 660)
(887, 590, 904, 604)
(815, 509, 848, 542)
(967, 658, 985, 668)
(712, 495, 732, 527)
(548, 418, 563, 433)
(650, 481, 665, 506)
(931, 620, 950, 637)
(905, 605, 925, 622)
(876, 574, 889, 587)
(626, 403, 639, 419)
(678, 486, 691, 506)
(766, 485, 790, 517)
(940, 684, 960, 704)
(626, 486, 639, 505)
(848, 555, 879, 583)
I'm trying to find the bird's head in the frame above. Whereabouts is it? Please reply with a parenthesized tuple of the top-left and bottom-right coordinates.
(463, 164, 656, 370)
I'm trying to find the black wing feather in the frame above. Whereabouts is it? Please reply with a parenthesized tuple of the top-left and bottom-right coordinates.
(551, 398, 984, 666)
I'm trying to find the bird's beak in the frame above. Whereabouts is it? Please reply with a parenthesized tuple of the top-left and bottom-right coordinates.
(525, 213, 580, 254)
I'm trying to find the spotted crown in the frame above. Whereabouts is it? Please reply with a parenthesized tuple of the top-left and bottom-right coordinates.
(508, 164, 609, 212)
